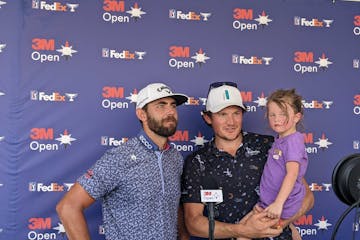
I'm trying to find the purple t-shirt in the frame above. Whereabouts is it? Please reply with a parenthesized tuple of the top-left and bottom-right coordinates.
(259, 131, 308, 219)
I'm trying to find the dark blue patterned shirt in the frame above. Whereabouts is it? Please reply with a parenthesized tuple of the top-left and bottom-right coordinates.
(181, 131, 292, 240)
(78, 131, 184, 240)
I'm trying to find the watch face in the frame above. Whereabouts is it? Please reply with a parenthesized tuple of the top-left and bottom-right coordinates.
(332, 153, 360, 205)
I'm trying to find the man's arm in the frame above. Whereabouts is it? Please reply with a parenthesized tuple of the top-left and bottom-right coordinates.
(56, 182, 96, 240)
(183, 202, 282, 239)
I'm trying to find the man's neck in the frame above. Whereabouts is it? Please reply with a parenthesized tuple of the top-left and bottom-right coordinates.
(214, 134, 243, 157)
(143, 127, 168, 150)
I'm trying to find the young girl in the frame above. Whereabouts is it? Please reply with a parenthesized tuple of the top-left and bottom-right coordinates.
(238, 89, 308, 240)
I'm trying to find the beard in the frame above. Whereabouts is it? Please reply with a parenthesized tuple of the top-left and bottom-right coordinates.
(147, 114, 178, 137)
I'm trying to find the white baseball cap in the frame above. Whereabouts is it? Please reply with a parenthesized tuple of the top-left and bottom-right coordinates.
(206, 83, 246, 113)
(136, 83, 188, 109)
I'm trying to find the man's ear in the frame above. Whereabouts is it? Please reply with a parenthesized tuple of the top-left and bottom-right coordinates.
(136, 108, 147, 122)
(202, 112, 212, 125)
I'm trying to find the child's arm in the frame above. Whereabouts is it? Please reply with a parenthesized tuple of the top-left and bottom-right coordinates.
(265, 161, 300, 219)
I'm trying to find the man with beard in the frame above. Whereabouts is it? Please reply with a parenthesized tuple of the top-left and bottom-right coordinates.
(57, 83, 188, 240)
(181, 82, 314, 240)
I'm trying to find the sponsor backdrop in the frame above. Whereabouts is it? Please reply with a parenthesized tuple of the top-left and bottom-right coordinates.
(0, 0, 359, 239)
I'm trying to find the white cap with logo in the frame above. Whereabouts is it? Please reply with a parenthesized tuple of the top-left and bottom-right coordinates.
(136, 83, 188, 109)
(206, 84, 246, 113)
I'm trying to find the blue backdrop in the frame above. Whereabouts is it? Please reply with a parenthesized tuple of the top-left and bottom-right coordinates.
(1, 0, 360, 239)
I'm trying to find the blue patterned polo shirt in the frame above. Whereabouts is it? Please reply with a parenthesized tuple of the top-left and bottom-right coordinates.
(78, 130, 184, 240)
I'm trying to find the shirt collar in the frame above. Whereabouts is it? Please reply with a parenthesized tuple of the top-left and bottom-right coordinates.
(137, 130, 170, 151)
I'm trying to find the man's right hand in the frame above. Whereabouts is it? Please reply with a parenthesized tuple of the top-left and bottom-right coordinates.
(236, 211, 283, 238)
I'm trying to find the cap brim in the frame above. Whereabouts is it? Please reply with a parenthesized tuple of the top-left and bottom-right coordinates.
(208, 102, 246, 113)
(171, 94, 188, 106)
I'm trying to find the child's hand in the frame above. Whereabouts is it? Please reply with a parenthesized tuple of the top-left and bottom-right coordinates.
(264, 202, 283, 219)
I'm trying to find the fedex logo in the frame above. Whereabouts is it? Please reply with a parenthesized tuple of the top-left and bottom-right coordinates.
(184, 96, 200, 106)
(29, 182, 65, 192)
(232, 55, 273, 65)
(169, 9, 211, 21)
(302, 99, 333, 109)
(30, 91, 78, 102)
(102, 48, 146, 60)
(28, 217, 51, 230)
(170, 9, 201, 20)
(294, 16, 333, 28)
(101, 136, 128, 146)
(354, 15, 360, 35)
(32, 1, 79, 12)
(309, 183, 332, 192)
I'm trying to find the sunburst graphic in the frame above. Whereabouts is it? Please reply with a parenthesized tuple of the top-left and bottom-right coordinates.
(0, 43, 6, 52)
(191, 48, 210, 66)
(56, 41, 77, 60)
(315, 53, 333, 70)
(126, 3, 146, 20)
(126, 89, 138, 103)
(55, 129, 76, 148)
(314, 133, 332, 149)
(190, 132, 209, 146)
(314, 216, 332, 230)
(254, 93, 267, 107)
(254, 11, 272, 26)
(53, 222, 66, 234)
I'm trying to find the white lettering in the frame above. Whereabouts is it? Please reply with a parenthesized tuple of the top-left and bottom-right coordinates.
(103, 12, 129, 23)
(354, 27, 360, 35)
(28, 231, 57, 240)
(31, 52, 60, 63)
(29, 141, 59, 152)
(293, 64, 318, 74)
(232, 21, 257, 31)
(102, 99, 129, 110)
(168, 59, 194, 69)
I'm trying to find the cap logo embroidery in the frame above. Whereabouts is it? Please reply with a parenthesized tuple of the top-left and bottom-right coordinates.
(157, 86, 172, 94)
(224, 89, 230, 100)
